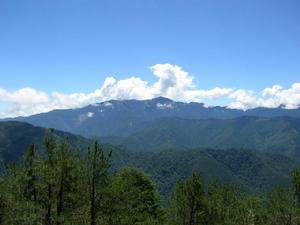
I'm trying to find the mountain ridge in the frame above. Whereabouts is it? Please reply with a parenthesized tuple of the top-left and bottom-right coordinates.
(3, 97, 300, 138)
(98, 116, 300, 159)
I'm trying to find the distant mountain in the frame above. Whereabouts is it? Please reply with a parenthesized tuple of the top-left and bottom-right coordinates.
(0, 121, 298, 195)
(100, 116, 300, 159)
(4, 97, 300, 137)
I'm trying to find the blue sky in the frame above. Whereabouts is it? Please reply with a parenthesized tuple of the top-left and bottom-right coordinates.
(0, 0, 300, 117)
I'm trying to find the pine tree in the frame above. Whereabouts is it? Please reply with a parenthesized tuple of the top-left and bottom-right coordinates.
(22, 143, 38, 203)
(85, 141, 111, 225)
(292, 169, 300, 206)
(292, 168, 300, 224)
(43, 130, 57, 225)
(108, 167, 162, 225)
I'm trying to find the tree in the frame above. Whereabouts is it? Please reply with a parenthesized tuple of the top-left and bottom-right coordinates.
(292, 169, 300, 206)
(43, 130, 57, 225)
(41, 131, 84, 225)
(55, 139, 81, 225)
(264, 187, 293, 225)
(0, 177, 6, 224)
(22, 143, 38, 202)
(206, 182, 241, 225)
(0, 146, 42, 224)
(107, 167, 162, 225)
(85, 141, 111, 225)
(292, 168, 300, 224)
(168, 172, 206, 225)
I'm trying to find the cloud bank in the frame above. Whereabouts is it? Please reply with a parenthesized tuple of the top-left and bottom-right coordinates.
(0, 64, 300, 118)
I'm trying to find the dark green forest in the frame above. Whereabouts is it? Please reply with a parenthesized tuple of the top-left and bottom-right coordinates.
(3, 121, 299, 195)
(100, 116, 300, 159)
(1, 131, 300, 225)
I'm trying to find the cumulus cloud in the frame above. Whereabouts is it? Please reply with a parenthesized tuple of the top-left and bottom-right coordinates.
(228, 89, 258, 110)
(98, 76, 152, 100)
(260, 83, 300, 109)
(0, 64, 300, 118)
(227, 84, 300, 110)
(150, 64, 194, 100)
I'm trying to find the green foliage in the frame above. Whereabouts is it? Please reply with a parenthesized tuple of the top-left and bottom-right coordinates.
(167, 176, 300, 225)
(0, 134, 165, 225)
(168, 172, 207, 225)
(103, 167, 162, 225)
(264, 187, 294, 225)
(1, 131, 300, 224)
(292, 168, 300, 206)
(85, 141, 111, 225)
(205, 182, 243, 224)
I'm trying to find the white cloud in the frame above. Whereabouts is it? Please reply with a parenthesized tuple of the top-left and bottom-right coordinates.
(227, 83, 300, 110)
(184, 87, 234, 102)
(0, 64, 299, 118)
(259, 83, 300, 109)
(98, 76, 153, 100)
(150, 64, 194, 100)
(228, 89, 258, 110)
(0, 88, 49, 105)
(262, 85, 283, 98)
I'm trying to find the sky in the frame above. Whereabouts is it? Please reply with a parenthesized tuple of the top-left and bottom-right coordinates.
(0, 0, 300, 118)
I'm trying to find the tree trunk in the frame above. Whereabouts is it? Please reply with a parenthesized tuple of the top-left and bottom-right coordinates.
(90, 175, 95, 225)
(57, 169, 64, 225)
(188, 196, 195, 225)
(45, 183, 52, 225)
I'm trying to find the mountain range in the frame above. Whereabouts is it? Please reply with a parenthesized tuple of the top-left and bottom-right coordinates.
(4, 97, 300, 137)
(1, 97, 300, 194)
(3, 97, 300, 158)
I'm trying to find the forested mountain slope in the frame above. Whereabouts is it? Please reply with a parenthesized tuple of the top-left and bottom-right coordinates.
(0, 121, 298, 195)
(101, 116, 300, 159)
(0, 121, 90, 163)
(124, 148, 299, 195)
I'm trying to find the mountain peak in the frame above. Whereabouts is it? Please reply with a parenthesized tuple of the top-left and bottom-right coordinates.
(151, 96, 173, 103)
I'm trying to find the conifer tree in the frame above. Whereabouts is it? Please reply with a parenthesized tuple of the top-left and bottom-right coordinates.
(169, 172, 206, 225)
(85, 141, 111, 225)
(108, 167, 162, 225)
(292, 169, 300, 206)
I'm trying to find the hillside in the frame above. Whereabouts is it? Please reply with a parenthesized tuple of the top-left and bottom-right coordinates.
(0, 121, 91, 163)
(101, 116, 300, 159)
(0, 121, 298, 195)
(126, 148, 299, 195)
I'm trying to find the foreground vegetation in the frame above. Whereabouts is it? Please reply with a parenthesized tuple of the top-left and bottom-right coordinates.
(0, 132, 300, 225)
